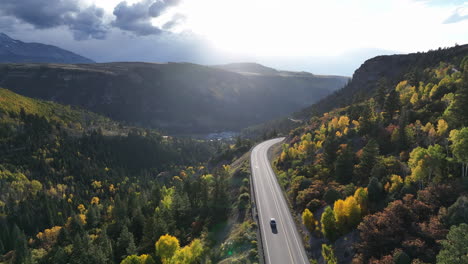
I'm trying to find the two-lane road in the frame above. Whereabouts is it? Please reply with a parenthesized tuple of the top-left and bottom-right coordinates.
(251, 138, 309, 264)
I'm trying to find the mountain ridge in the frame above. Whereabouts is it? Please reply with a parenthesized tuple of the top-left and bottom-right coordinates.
(294, 43, 468, 120)
(0, 61, 348, 134)
(0, 33, 95, 64)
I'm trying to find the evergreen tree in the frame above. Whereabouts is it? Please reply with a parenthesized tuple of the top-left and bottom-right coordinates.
(86, 205, 100, 229)
(355, 139, 379, 183)
(375, 78, 389, 109)
(436, 223, 468, 264)
(130, 209, 145, 244)
(323, 133, 339, 171)
(334, 144, 354, 184)
(14, 230, 32, 264)
(116, 226, 137, 262)
(383, 89, 400, 121)
(367, 177, 383, 207)
(97, 227, 113, 263)
(451, 63, 468, 127)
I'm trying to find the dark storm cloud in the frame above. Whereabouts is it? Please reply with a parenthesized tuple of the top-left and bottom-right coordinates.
(113, 0, 182, 36)
(0, 0, 108, 40)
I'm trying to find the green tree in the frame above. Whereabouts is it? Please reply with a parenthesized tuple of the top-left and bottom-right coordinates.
(375, 78, 389, 108)
(449, 128, 468, 178)
(321, 206, 338, 241)
(353, 187, 368, 215)
(334, 144, 354, 184)
(116, 226, 137, 261)
(445, 196, 468, 226)
(355, 139, 379, 183)
(367, 177, 383, 204)
(450, 62, 468, 127)
(383, 89, 400, 121)
(394, 250, 411, 264)
(408, 144, 446, 187)
(321, 244, 338, 264)
(436, 223, 468, 264)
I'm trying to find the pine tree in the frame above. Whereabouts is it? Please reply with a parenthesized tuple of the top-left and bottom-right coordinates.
(334, 144, 354, 184)
(367, 177, 383, 206)
(375, 78, 389, 109)
(14, 230, 32, 264)
(323, 133, 339, 170)
(116, 226, 137, 261)
(355, 139, 379, 183)
(97, 227, 113, 263)
(383, 89, 400, 121)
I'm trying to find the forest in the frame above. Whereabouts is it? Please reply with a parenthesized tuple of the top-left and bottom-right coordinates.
(0, 89, 257, 264)
(275, 53, 468, 263)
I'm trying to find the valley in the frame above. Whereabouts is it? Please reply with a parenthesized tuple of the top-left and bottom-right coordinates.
(0, 20, 467, 264)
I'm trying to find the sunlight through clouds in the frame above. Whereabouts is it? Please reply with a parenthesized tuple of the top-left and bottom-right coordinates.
(165, 0, 468, 56)
(82, 0, 468, 57)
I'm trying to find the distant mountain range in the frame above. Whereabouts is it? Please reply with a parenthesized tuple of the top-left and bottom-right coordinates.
(0, 62, 348, 134)
(0, 33, 94, 64)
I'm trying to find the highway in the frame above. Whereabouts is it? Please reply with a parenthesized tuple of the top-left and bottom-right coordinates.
(251, 138, 309, 264)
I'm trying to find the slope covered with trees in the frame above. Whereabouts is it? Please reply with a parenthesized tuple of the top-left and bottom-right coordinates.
(275, 46, 468, 263)
(0, 88, 255, 263)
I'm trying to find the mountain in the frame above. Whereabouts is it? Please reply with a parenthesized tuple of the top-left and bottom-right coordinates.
(0, 33, 94, 64)
(0, 62, 348, 134)
(294, 44, 468, 120)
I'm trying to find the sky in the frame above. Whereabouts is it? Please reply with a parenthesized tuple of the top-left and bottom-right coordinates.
(0, 0, 467, 76)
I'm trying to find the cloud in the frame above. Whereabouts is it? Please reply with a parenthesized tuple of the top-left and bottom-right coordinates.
(162, 14, 187, 30)
(0, 0, 108, 40)
(444, 5, 468, 23)
(112, 0, 182, 36)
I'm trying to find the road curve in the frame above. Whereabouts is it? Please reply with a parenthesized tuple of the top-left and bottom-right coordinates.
(251, 138, 309, 264)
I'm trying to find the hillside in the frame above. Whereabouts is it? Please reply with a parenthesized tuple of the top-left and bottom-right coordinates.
(0, 87, 115, 131)
(0, 62, 348, 134)
(274, 45, 468, 263)
(295, 44, 468, 120)
(0, 33, 94, 64)
(0, 87, 251, 264)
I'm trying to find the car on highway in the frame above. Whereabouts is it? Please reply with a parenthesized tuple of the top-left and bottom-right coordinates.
(270, 218, 277, 229)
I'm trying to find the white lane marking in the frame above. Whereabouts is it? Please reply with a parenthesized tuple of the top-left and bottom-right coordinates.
(251, 152, 272, 264)
(260, 144, 295, 263)
(262, 139, 309, 264)
(265, 155, 309, 263)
